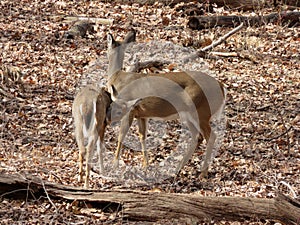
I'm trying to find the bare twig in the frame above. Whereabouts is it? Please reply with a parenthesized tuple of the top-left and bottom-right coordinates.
(256, 103, 272, 111)
(203, 23, 244, 52)
(128, 60, 171, 72)
(129, 23, 244, 71)
(210, 52, 238, 57)
(40, 178, 58, 212)
(0, 189, 29, 198)
(258, 126, 293, 141)
(183, 22, 244, 62)
(279, 181, 297, 198)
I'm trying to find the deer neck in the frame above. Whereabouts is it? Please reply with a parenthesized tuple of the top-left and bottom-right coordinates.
(107, 47, 126, 77)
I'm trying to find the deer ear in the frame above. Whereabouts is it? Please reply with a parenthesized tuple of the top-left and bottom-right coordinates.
(107, 33, 114, 48)
(110, 85, 118, 100)
(124, 29, 136, 44)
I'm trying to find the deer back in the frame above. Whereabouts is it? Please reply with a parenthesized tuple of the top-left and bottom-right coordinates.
(108, 70, 225, 120)
(73, 86, 111, 136)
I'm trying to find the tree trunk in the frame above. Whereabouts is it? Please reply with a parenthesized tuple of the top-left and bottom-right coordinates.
(204, 0, 300, 9)
(0, 173, 299, 224)
(188, 11, 300, 29)
(203, 0, 268, 10)
(108, 0, 300, 8)
(106, 0, 185, 6)
(276, 0, 300, 7)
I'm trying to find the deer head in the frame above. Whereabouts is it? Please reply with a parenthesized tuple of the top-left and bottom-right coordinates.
(107, 29, 136, 77)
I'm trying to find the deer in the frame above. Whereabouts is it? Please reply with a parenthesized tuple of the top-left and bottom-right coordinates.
(72, 85, 112, 188)
(72, 31, 136, 188)
(106, 31, 226, 177)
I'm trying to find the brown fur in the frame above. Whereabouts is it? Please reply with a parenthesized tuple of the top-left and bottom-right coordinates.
(107, 32, 226, 176)
(72, 85, 111, 188)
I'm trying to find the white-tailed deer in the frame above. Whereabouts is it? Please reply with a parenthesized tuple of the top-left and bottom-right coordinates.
(107, 32, 226, 177)
(72, 85, 111, 188)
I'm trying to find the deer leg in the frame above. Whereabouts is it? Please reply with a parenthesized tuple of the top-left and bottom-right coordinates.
(78, 145, 85, 183)
(96, 138, 104, 174)
(200, 121, 215, 178)
(137, 118, 148, 168)
(75, 128, 85, 183)
(175, 121, 199, 174)
(84, 135, 97, 188)
(97, 124, 106, 173)
(114, 112, 134, 168)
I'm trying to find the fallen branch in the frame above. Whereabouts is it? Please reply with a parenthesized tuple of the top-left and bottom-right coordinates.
(258, 125, 293, 141)
(64, 16, 114, 25)
(0, 173, 299, 224)
(188, 11, 300, 30)
(129, 23, 244, 71)
(203, 22, 244, 52)
(210, 52, 238, 57)
(82, 0, 300, 9)
(279, 181, 298, 199)
(199, 0, 300, 10)
(183, 22, 244, 62)
(128, 60, 171, 72)
(208, 52, 258, 63)
(40, 177, 58, 212)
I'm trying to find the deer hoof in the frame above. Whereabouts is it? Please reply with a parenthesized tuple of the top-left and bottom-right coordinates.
(78, 174, 83, 182)
(84, 182, 89, 189)
(99, 165, 104, 174)
(142, 160, 148, 169)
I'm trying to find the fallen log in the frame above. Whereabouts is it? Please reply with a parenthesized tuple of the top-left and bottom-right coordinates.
(62, 16, 114, 25)
(96, 0, 300, 9)
(188, 11, 300, 29)
(201, 0, 269, 10)
(0, 173, 299, 224)
(206, 0, 300, 9)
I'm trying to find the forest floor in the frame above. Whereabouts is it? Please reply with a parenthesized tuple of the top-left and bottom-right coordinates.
(0, 0, 299, 224)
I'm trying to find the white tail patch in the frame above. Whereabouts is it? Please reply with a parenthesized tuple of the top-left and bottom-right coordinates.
(80, 104, 88, 137)
(87, 100, 99, 144)
(80, 100, 99, 138)
(92, 99, 99, 135)
(211, 86, 227, 122)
